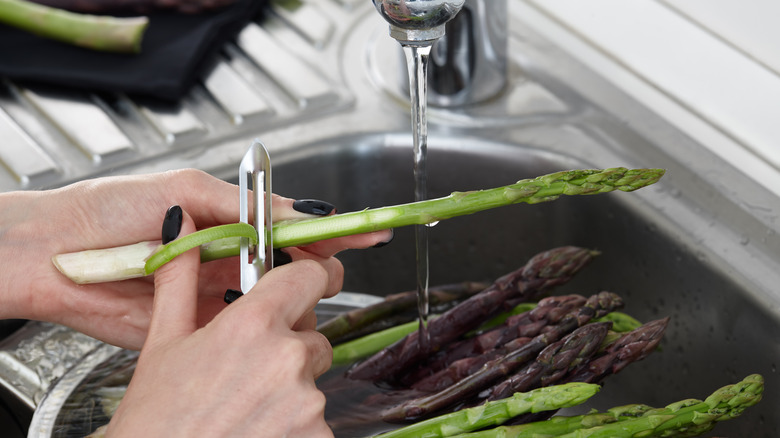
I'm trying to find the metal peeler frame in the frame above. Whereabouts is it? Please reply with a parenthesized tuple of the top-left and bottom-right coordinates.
(238, 139, 273, 293)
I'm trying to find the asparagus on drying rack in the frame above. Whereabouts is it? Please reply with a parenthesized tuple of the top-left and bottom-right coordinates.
(0, 0, 148, 53)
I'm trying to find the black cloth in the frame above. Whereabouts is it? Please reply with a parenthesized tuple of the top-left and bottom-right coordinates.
(0, 0, 269, 101)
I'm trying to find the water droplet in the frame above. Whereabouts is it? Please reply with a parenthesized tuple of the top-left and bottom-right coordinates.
(425, 221, 439, 227)
(740, 235, 750, 245)
(669, 188, 682, 198)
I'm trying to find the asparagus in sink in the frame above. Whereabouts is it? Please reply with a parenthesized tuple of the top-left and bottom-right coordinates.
(53, 167, 664, 284)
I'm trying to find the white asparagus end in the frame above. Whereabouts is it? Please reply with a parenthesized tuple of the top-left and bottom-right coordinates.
(52, 241, 160, 284)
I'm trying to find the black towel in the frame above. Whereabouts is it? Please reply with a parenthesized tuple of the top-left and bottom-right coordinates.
(0, 0, 269, 101)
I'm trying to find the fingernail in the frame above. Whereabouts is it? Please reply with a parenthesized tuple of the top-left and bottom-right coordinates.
(224, 289, 243, 304)
(273, 248, 293, 267)
(372, 229, 394, 248)
(161, 205, 183, 244)
(293, 199, 336, 216)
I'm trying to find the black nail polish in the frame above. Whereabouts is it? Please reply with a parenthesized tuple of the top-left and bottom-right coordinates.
(161, 205, 183, 244)
(224, 289, 243, 304)
(293, 199, 336, 216)
(273, 249, 293, 267)
(372, 229, 395, 248)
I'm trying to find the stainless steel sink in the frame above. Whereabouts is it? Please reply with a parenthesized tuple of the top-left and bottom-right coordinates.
(1, 1, 778, 436)
(269, 132, 778, 437)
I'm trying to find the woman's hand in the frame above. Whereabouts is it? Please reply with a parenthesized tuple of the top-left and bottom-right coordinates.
(106, 212, 336, 437)
(0, 169, 391, 349)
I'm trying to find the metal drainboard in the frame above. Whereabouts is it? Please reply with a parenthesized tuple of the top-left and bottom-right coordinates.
(0, 2, 351, 193)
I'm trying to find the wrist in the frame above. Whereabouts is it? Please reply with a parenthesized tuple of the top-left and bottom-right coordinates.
(0, 190, 42, 319)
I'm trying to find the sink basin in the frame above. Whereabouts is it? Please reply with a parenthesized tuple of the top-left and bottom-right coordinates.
(268, 132, 779, 437)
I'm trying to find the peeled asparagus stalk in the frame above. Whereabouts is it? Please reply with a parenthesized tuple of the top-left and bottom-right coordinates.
(0, 0, 148, 53)
(53, 167, 664, 284)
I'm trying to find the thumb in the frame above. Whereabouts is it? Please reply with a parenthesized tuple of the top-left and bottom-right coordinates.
(146, 207, 200, 347)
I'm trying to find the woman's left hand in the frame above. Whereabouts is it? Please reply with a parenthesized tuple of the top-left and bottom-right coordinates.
(0, 169, 390, 349)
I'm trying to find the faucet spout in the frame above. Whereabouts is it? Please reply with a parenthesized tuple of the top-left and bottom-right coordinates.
(372, 0, 466, 45)
(374, 0, 509, 107)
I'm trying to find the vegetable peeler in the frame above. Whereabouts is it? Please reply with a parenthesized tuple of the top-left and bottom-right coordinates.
(238, 139, 273, 294)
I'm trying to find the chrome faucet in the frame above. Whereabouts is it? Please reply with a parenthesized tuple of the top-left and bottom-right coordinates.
(372, 0, 466, 44)
(372, 0, 508, 107)
(428, 0, 508, 106)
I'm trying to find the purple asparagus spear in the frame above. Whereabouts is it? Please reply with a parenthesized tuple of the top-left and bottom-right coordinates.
(380, 292, 623, 422)
(347, 247, 599, 383)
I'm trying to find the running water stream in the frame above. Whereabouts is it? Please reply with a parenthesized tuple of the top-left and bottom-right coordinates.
(401, 42, 434, 351)
(370, 0, 465, 354)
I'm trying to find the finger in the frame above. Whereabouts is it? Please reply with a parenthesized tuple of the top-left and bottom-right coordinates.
(245, 259, 336, 328)
(293, 309, 318, 332)
(283, 248, 344, 298)
(297, 330, 333, 379)
(147, 210, 200, 346)
(296, 229, 394, 258)
(169, 170, 241, 227)
(272, 195, 336, 222)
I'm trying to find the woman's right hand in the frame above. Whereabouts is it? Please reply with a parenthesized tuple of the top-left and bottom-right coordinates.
(106, 210, 337, 437)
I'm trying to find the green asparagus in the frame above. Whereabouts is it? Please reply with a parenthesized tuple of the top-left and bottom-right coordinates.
(319, 281, 490, 344)
(52, 167, 664, 284)
(274, 167, 665, 248)
(592, 311, 642, 333)
(331, 319, 420, 366)
(372, 382, 601, 438)
(0, 0, 148, 53)
(446, 374, 764, 438)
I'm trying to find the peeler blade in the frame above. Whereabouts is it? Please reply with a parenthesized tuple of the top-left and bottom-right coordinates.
(238, 139, 273, 294)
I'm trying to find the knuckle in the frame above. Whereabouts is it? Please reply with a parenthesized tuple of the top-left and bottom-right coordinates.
(281, 338, 310, 363)
(295, 258, 328, 279)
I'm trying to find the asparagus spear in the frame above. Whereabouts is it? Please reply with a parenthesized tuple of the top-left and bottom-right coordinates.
(491, 317, 670, 427)
(52, 167, 664, 284)
(485, 322, 611, 402)
(566, 317, 670, 384)
(346, 247, 600, 383)
(488, 318, 668, 402)
(372, 382, 601, 438)
(28, 0, 237, 14)
(274, 167, 665, 248)
(331, 319, 419, 367)
(319, 281, 490, 344)
(331, 300, 540, 369)
(0, 0, 148, 53)
(458, 374, 764, 438)
(592, 311, 642, 333)
(444, 404, 651, 438)
(380, 292, 623, 422)
(405, 295, 591, 390)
